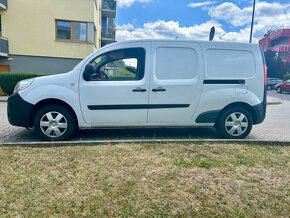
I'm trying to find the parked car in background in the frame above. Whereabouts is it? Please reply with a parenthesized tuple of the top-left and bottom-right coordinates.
(275, 80, 290, 93)
(267, 78, 283, 90)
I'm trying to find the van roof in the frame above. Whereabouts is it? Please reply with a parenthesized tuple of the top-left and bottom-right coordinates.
(107, 39, 255, 46)
(102, 39, 258, 50)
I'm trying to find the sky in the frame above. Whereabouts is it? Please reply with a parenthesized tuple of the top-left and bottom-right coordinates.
(115, 0, 290, 43)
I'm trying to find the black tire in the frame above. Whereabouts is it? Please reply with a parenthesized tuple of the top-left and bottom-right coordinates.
(276, 87, 282, 93)
(34, 105, 76, 141)
(267, 85, 272, 90)
(215, 107, 253, 139)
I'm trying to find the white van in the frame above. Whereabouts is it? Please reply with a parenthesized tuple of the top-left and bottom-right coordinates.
(8, 40, 267, 141)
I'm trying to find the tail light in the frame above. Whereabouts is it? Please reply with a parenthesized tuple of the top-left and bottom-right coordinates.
(263, 64, 267, 85)
(263, 64, 267, 111)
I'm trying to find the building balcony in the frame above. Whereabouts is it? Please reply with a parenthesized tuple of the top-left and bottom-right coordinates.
(102, 8, 116, 18)
(102, 0, 116, 18)
(271, 44, 289, 53)
(269, 29, 290, 41)
(101, 27, 116, 41)
(102, 0, 116, 11)
(0, 37, 9, 57)
(0, 0, 7, 10)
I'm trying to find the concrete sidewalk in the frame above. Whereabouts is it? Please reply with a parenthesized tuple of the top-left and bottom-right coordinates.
(0, 96, 8, 102)
(267, 96, 284, 105)
(0, 95, 284, 105)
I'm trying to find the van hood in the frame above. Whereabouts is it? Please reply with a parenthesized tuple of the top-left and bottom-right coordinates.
(34, 71, 71, 82)
(18, 70, 80, 96)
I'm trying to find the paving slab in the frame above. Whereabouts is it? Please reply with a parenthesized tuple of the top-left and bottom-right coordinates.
(1, 97, 290, 144)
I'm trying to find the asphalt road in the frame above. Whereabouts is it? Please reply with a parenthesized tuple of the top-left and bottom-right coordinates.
(267, 89, 290, 101)
(1, 90, 290, 143)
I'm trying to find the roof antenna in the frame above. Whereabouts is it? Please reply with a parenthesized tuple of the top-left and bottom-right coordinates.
(209, 26, 215, 41)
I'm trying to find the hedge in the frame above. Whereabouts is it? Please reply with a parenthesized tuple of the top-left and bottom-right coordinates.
(284, 74, 290, 81)
(0, 72, 50, 95)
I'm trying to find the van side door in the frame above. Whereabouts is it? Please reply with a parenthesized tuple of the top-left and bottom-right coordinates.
(147, 42, 203, 124)
(79, 43, 150, 125)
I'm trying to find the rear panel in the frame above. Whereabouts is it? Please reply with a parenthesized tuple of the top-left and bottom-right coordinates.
(192, 42, 265, 125)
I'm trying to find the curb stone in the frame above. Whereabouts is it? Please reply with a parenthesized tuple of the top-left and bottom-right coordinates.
(1, 139, 290, 147)
(0, 96, 8, 102)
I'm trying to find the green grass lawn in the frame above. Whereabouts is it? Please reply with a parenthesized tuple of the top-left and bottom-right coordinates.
(0, 142, 289, 217)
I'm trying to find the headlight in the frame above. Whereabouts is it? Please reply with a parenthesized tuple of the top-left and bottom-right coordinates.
(13, 79, 34, 93)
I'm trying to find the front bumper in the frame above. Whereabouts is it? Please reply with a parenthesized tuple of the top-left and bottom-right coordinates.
(7, 93, 34, 127)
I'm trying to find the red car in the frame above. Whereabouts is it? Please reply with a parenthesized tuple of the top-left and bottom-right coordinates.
(275, 79, 290, 93)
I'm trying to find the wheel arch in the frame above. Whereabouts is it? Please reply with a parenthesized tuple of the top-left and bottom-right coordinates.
(217, 102, 257, 125)
(276, 86, 282, 92)
(30, 98, 79, 128)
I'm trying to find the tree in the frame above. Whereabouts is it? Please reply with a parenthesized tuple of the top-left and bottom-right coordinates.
(264, 50, 288, 79)
(264, 29, 275, 37)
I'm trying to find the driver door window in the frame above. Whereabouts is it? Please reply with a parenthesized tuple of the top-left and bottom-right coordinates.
(99, 58, 138, 80)
(89, 48, 145, 81)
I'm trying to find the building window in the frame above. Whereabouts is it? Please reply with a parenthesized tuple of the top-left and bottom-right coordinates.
(73, 22, 87, 41)
(280, 39, 287, 46)
(56, 20, 94, 43)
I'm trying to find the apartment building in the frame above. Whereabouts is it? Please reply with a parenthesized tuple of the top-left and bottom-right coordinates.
(101, 0, 116, 47)
(259, 28, 290, 63)
(0, 0, 102, 73)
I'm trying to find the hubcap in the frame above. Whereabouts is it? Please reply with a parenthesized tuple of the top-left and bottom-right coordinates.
(225, 112, 248, 137)
(40, 111, 68, 138)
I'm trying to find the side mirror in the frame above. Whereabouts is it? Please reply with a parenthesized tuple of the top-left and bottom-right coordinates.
(83, 63, 95, 81)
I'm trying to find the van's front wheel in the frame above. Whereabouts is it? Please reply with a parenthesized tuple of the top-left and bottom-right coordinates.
(216, 107, 253, 139)
(34, 105, 76, 141)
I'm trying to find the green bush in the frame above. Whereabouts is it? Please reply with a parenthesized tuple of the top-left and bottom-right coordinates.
(284, 74, 290, 81)
(0, 72, 50, 95)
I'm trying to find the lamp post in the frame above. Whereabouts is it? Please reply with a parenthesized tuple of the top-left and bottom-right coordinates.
(249, 0, 256, 43)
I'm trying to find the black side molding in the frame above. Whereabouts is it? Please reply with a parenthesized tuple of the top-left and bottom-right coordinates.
(204, 80, 245, 84)
(195, 110, 221, 123)
(88, 104, 190, 110)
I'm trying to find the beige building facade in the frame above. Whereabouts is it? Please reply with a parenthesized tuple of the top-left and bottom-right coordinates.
(0, 0, 102, 73)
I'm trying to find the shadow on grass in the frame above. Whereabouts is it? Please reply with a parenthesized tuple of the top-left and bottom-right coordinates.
(1, 127, 222, 148)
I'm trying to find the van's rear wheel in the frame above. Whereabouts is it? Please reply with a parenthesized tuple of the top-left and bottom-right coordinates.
(216, 107, 253, 139)
(34, 105, 76, 141)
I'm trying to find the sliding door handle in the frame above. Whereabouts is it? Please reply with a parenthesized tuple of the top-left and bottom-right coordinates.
(152, 87, 166, 92)
(132, 87, 147, 92)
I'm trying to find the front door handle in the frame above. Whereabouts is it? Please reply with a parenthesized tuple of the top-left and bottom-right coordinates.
(152, 87, 166, 92)
(132, 87, 147, 92)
